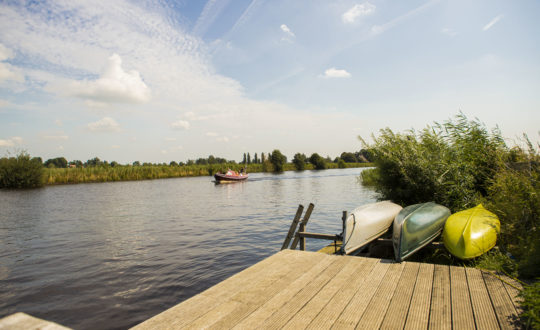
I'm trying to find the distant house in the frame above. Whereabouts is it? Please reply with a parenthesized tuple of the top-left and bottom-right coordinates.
(69, 164, 77, 168)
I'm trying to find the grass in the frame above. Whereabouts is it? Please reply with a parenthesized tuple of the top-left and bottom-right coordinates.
(44, 162, 373, 185)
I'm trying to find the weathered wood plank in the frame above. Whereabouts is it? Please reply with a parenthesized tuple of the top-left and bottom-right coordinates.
(134, 249, 311, 329)
(281, 205, 304, 250)
(0, 313, 71, 330)
(379, 262, 421, 329)
(304, 257, 378, 330)
(231, 253, 341, 329)
(290, 203, 315, 250)
(281, 256, 367, 329)
(356, 262, 405, 328)
(404, 263, 434, 330)
(465, 267, 499, 329)
(331, 260, 392, 329)
(258, 255, 351, 329)
(429, 264, 451, 330)
(502, 276, 523, 315)
(203, 251, 330, 329)
(450, 265, 475, 329)
(483, 270, 520, 329)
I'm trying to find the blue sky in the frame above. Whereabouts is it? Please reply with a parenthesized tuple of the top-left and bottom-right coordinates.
(0, 0, 538, 163)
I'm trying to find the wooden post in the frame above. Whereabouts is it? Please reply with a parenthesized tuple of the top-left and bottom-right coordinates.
(281, 205, 304, 250)
(290, 203, 314, 250)
(341, 211, 348, 255)
(299, 223, 306, 251)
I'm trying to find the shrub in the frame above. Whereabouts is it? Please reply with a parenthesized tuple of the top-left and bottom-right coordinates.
(269, 149, 286, 172)
(309, 153, 326, 170)
(292, 153, 307, 170)
(520, 280, 540, 330)
(337, 158, 346, 168)
(0, 152, 45, 188)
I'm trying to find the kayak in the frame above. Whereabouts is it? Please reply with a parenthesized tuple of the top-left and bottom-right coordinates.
(442, 204, 500, 259)
(393, 202, 451, 262)
(342, 201, 403, 255)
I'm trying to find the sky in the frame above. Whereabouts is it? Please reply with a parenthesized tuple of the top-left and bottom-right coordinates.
(0, 0, 539, 163)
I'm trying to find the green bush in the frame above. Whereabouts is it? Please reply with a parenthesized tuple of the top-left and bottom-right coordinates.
(0, 152, 45, 188)
(520, 280, 540, 329)
(269, 150, 286, 172)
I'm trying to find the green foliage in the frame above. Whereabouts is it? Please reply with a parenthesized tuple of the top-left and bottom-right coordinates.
(362, 114, 505, 211)
(309, 153, 326, 170)
(340, 152, 357, 163)
(520, 280, 540, 329)
(359, 168, 378, 186)
(474, 250, 519, 278)
(0, 152, 45, 188)
(44, 157, 68, 168)
(269, 149, 286, 172)
(292, 153, 307, 170)
(337, 158, 346, 168)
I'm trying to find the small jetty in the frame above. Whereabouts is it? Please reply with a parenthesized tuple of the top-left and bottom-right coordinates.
(134, 249, 522, 329)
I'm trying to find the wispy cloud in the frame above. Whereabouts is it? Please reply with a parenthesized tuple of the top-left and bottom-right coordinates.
(483, 15, 503, 31)
(170, 120, 190, 130)
(0, 43, 23, 82)
(0, 136, 23, 147)
(87, 117, 120, 132)
(441, 28, 457, 37)
(342, 2, 376, 24)
(192, 0, 231, 37)
(371, 0, 440, 36)
(321, 67, 351, 78)
(280, 24, 296, 43)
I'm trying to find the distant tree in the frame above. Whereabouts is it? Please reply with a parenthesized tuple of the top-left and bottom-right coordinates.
(44, 157, 68, 168)
(254, 153, 258, 164)
(0, 152, 44, 188)
(242, 153, 247, 164)
(356, 149, 374, 162)
(110, 161, 119, 167)
(169, 161, 178, 166)
(143, 162, 152, 166)
(309, 153, 326, 170)
(292, 153, 307, 170)
(340, 152, 357, 163)
(261, 153, 266, 163)
(178, 161, 185, 166)
(69, 160, 83, 167)
(86, 157, 102, 167)
(247, 153, 251, 164)
(337, 158, 346, 168)
(186, 160, 195, 165)
(208, 155, 216, 164)
(270, 149, 287, 172)
(132, 161, 141, 166)
(195, 158, 208, 165)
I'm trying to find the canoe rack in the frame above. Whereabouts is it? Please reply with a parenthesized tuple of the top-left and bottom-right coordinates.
(281, 203, 346, 254)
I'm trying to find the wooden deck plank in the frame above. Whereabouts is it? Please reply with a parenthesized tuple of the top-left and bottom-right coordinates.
(404, 263, 434, 330)
(379, 262, 421, 329)
(450, 265, 475, 329)
(258, 255, 352, 329)
(356, 262, 405, 328)
(0, 312, 71, 330)
(134, 249, 317, 329)
(304, 257, 378, 330)
(465, 267, 500, 329)
(502, 276, 523, 315)
(483, 270, 521, 329)
(429, 264, 452, 330)
(281, 256, 368, 330)
(231, 253, 342, 329)
(331, 260, 392, 329)
(205, 251, 332, 329)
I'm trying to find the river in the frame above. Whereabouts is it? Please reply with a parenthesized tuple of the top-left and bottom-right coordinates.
(0, 168, 377, 329)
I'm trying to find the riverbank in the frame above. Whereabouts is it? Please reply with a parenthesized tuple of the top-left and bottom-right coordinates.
(44, 163, 373, 185)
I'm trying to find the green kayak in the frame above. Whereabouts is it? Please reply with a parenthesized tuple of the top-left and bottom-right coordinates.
(393, 202, 451, 262)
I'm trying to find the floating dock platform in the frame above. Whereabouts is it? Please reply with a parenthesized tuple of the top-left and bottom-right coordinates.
(134, 249, 522, 329)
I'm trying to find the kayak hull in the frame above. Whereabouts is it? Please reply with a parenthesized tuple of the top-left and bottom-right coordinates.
(393, 202, 451, 262)
(443, 204, 500, 259)
(342, 201, 403, 255)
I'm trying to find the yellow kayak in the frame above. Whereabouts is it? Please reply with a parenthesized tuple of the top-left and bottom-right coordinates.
(443, 204, 500, 259)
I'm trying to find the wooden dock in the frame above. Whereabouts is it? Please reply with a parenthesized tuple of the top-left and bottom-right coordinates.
(133, 250, 522, 329)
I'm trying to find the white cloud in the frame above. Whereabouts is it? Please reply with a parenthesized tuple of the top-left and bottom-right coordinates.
(68, 54, 150, 104)
(441, 28, 457, 37)
(87, 117, 120, 132)
(322, 67, 351, 78)
(206, 132, 218, 137)
(0, 136, 23, 147)
(483, 15, 503, 31)
(43, 134, 69, 141)
(342, 2, 376, 24)
(280, 24, 295, 38)
(0, 43, 23, 82)
(170, 120, 190, 130)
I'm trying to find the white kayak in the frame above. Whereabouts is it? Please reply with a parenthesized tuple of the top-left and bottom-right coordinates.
(342, 201, 403, 255)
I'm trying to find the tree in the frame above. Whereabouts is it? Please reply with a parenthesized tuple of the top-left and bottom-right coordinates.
(242, 153, 247, 164)
(247, 153, 251, 164)
(86, 157, 102, 167)
(261, 153, 266, 163)
(169, 161, 178, 166)
(270, 149, 287, 172)
(340, 152, 357, 163)
(44, 157, 68, 168)
(254, 153, 258, 164)
(292, 153, 307, 170)
(337, 158, 346, 168)
(309, 153, 326, 170)
(208, 155, 216, 164)
(132, 161, 141, 166)
(0, 152, 44, 188)
(110, 161, 119, 167)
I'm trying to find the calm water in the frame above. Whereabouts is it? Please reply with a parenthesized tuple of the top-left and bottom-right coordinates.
(0, 168, 376, 329)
